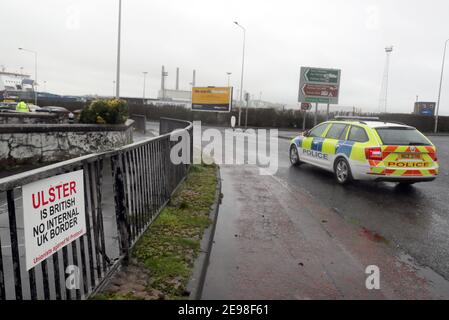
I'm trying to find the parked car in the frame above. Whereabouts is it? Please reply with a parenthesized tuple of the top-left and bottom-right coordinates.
(28, 104, 42, 112)
(0, 102, 19, 113)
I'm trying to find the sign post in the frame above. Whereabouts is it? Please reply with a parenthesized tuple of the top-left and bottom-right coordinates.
(298, 67, 341, 126)
(300, 102, 312, 130)
(22, 170, 86, 270)
(303, 112, 307, 131)
(244, 92, 250, 128)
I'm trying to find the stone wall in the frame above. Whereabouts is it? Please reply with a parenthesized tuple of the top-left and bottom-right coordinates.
(0, 112, 63, 124)
(0, 120, 134, 167)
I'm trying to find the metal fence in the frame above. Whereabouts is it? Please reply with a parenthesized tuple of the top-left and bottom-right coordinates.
(0, 118, 192, 300)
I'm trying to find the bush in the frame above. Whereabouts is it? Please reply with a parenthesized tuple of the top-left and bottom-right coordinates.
(79, 99, 128, 124)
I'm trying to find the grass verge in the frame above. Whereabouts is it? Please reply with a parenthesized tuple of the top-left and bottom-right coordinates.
(95, 163, 217, 300)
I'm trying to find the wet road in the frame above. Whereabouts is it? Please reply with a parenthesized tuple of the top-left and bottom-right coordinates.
(203, 130, 449, 299)
(277, 135, 449, 282)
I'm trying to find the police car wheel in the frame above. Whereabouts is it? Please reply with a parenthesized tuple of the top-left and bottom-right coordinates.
(334, 158, 352, 184)
(289, 145, 301, 166)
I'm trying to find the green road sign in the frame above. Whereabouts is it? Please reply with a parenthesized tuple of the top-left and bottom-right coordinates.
(305, 68, 339, 84)
(304, 97, 331, 103)
(299, 66, 341, 104)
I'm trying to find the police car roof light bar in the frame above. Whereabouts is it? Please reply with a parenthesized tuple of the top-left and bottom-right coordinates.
(333, 116, 380, 121)
(333, 116, 407, 126)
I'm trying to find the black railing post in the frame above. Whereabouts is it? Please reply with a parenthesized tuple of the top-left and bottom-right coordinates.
(52, 253, 61, 300)
(82, 165, 96, 292)
(0, 232, 5, 300)
(7, 189, 22, 300)
(111, 155, 131, 265)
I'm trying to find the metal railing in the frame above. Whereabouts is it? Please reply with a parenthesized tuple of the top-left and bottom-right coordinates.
(0, 118, 192, 300)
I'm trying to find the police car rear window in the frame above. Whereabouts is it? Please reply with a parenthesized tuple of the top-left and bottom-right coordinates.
(375, 127, 430, 146)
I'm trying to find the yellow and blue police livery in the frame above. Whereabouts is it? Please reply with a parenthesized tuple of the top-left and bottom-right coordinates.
(289, 117, 439, 185)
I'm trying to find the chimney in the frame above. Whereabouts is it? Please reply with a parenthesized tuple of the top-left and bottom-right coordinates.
(192, 69, 196, 87)
(176, 67, 179, 90)
(161, 65, 165, 90)
(161, 65, 167, 99)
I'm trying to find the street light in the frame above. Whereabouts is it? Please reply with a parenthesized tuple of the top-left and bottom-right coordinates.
(18, 47, 37, 105)
(434, 38, 449, 133)
(226, 72, 232, 87)
(115, 0, 122, 99)
(142, 71, 148, 103)
(234, 21, 246, 127)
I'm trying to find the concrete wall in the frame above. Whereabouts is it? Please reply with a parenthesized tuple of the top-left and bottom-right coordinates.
(129, 114, 146, 133)
(0, 120, 134, 167)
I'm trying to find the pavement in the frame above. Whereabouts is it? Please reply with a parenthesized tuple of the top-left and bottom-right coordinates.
(202, 128, 449, 299)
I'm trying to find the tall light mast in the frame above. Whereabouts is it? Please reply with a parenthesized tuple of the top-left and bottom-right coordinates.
(379, 46, 393, 113)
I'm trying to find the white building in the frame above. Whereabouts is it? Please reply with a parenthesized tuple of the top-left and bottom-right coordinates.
(157, 89, 191, 102)
(249, 99, 285, 110)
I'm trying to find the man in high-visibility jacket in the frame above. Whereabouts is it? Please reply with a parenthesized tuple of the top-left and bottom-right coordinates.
(16, 101, 30, 112)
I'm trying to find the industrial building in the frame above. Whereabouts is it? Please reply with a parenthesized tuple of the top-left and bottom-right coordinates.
(157, 66, 193, 103)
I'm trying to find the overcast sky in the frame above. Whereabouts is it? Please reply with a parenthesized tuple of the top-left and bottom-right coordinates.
(1, 0, 449, 114)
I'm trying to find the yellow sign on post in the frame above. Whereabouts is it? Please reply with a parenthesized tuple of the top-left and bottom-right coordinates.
(191, 87, 232, 112)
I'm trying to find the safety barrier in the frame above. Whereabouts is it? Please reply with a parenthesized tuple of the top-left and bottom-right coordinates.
(0, 118, 192, 299)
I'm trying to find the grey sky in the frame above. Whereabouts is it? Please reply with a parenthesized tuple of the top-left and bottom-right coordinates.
(1, 0, 449, 114)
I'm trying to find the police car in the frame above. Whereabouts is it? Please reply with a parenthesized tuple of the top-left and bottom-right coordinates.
(289, 117, 438, 185)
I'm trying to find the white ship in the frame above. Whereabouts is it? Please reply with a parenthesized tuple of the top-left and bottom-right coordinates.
(0, 69, 34, 92)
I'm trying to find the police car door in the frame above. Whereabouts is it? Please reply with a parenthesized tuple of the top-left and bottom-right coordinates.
(322, 123, 350, 170)
(301, 123, 329, 165)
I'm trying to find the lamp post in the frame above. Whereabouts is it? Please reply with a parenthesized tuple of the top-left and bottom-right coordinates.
(142, 71, 148, 103)
(18, 47, 37, 105)
(226, 72, 232, 87)
(383, 46, 393, 113)
(234, 21, 246, 127)
(434, 38, 449, 133)
(115, 0, 122, 99)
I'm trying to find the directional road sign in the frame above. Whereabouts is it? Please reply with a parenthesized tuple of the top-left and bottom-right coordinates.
(298, 67, 341, 104)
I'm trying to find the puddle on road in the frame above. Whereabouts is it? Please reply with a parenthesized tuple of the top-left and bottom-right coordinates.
(360, 227, 388, 244)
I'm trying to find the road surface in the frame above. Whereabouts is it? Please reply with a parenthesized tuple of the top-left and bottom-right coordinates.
(203, 130, 449, 299)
